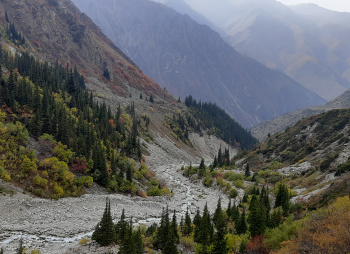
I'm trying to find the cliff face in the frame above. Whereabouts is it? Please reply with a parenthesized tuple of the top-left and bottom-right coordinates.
(72, 0, 326, 128)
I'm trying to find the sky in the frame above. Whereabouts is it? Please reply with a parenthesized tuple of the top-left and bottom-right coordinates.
(183, 0, 350, 13)
(276, 0, 350, 12)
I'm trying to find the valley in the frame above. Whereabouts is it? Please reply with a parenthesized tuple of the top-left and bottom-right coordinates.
(0, 0, 350, 253)
(0, 160, 229, 254)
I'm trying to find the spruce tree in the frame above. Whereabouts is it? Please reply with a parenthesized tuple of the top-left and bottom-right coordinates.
(154, 207, 168, 250)
(212, 198, 228, 254)
(171, 210, 180, 244)
(16, 238, 25, 254)
(92, 198, 116, 246)
(118, 220, 133, 254)
(199, 158, 205, 170)
(245, 163, 251, 177)
(115, 208, 127, 243)
(274, 183, 290, 215)
(248, 198, 267, 236)
(5, 10, 9, 23)
(195, 203, 213, 250)
(212, 229, 228, 254)
(132, 227, 144, 254)
(218, 147, 223, 167)
(212, 156, 218, 169)
(227, 199, 232, 217)
(213, 197, 225, 230)
(126, 165, 133, 183)
(93, 143, 109, 187)
(183, 208, 193, 236)
(6, 69, 15, 107)
(236, 209, 247, 235)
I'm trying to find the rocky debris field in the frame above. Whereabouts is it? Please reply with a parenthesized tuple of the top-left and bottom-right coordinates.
(0, 160, 229, 253)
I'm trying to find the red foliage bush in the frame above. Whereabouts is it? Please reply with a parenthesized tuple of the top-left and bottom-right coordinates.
(245, 235, 270, 254)
(71, 158, 88, 174)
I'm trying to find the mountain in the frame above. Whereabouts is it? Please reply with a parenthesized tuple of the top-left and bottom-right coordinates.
(72, 0, 325, 128)
(251, 89, 350, 141)
(150, 0, 227, 37)
(0, 0, 174, 102)
(239, 107, 350, 208)
(178, 0, 350, 101)
(0, 0, 259, 175)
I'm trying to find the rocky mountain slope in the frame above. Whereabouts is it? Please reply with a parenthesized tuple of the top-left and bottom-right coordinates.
(0, 0, 171, 101)
(72, 0, 325, 128)
(0, 0, 241, 252)
(237, 108, 350, 209)
(251, 89, 350, 141)
(0, 0, 246, 165)
(178, 0, 350, 101)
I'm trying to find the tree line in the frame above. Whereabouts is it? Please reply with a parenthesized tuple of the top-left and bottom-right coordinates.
(93, 182, 292, 253)
(0, 37, 150, 193)
(184, 95, 257, 150)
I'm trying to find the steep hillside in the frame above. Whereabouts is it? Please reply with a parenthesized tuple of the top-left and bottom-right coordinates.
(0, 0, 171, 101)
(162, 107, 350, 253)
(72, 0, 325, 128)
(150, 0, 226, 37)
(252, 89, 350, 140)
(239, 108, 350, 208)
(180, 0, 350, 101)
(0, 0, 252, 168)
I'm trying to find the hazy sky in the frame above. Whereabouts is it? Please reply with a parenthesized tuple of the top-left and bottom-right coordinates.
(276, 0, 350, 12)
(184, 0, 350, 13)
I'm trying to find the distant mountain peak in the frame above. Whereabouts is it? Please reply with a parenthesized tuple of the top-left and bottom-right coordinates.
(73, 0, 325, 128)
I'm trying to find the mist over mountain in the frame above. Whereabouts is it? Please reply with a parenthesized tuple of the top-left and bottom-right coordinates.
(176, 0, 350, 101)
(72, 0, 325, 128)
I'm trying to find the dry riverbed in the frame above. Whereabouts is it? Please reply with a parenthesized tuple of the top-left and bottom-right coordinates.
(0, 162, 229, 254)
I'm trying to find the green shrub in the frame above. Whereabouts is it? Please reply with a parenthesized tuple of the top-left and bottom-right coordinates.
(202, 176, 214, 187)
(52, 184, 64, 198)
(0, 166, 11, 181)
(335, 161, 350, 176)
(81, 176, 93, 187)
(233, 179, 244, 189)
(33, 175, 48, 187)
(40, 133, 57, 143)
(35, 188, 44, 197)
(224, 171, 244, 182)
(78, 238, 90, 245)
(229, 188, 238, 199)
(264, 216, 303, 250)
(147, 185, 162, 196)
(53, 142, 73, 163)
(19, 156, 37, 175)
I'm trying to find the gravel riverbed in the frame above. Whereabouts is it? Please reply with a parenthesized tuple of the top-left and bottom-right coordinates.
(0, 163, 228, 254)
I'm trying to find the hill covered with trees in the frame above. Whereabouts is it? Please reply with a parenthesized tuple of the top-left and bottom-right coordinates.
(0, 37, 169, 198)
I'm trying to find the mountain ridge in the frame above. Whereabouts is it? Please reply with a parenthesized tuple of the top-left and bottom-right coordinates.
(72, 0, 326, 128)
(251, 89, 350, 141)
(176, 0, 350, 101)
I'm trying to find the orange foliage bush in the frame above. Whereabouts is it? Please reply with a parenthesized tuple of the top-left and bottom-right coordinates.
(277, 196, 350, 254)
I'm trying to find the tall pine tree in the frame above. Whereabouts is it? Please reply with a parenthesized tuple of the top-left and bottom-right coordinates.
(92, 198, 116, 246)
